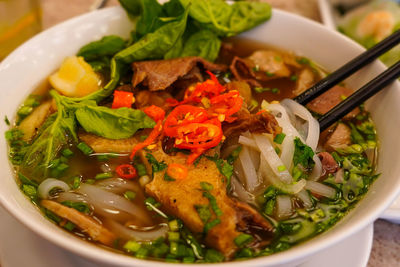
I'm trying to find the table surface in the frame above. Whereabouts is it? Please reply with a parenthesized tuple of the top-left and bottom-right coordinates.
(29, 0, 400, 266)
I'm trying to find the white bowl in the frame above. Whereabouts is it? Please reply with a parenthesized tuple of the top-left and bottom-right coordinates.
(0, 6, 399, 267)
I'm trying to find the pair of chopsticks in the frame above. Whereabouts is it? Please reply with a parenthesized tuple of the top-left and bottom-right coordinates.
(294, 30, 400, 132)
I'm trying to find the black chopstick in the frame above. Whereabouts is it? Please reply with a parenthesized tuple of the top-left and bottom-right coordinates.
(294, 30, 400, 105)
(318, 60, 400, 131)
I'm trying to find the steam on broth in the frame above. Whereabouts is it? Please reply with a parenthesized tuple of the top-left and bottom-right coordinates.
(5, 0, 378, 263)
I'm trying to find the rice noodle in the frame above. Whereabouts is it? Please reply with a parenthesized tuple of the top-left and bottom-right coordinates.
(296, 190, 313, 209)
(253, 134, 293, 183)
(276, 195, 293, 219)
(304, 181, 337, 199)
(239, 146, 260, 192)
(259, 155, 306, 194)
(281, 99, 320, 151)
(231, 177, 255, 204)
(104, 219, 168, 241)
(96, 178, 141, 194)
(38, 178, 70, 199)
(309, 155, 323, 181)
(77, 184, 153, 225)
(238, 135, 259, 151)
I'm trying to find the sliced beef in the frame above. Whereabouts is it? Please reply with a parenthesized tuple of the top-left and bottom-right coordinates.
(131, 56, 227, 91)
(293, 68, 315, 96)
(324, 123, 352, 152)
(230, 50, 295, 87)
(318, 152, 339, 176)
(134, 90, 172, 111)
(307, 85, 359, 119)
(222, 109, 282, 138)
(144, 147, 273, 257)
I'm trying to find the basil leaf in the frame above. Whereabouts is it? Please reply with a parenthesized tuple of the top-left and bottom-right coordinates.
(180, 29, 221, 62)
(75, 105, 155, 139)
(22, 96, 77, 180)
(114, 6, 189, 64)
(180, 0, 271, 37)
(77, 35, 126, 61)
(293, 137, 315, 169)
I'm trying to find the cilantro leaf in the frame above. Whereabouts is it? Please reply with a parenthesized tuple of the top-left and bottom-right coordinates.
(293, 137, 315, 169)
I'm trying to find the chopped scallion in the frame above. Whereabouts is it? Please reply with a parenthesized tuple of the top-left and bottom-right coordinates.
(234, 233, 254, 247)
(95, 172, 113, 180)
(77, 142, 93, 155)
(61, 148, 74, 158)
(124, 190, 136, 201)
(123, 240, 141, 253)
(274, 133, 286, 144)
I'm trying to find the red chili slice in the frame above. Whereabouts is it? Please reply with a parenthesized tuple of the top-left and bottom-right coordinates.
(112, 91, 134, 109)
(164, 105, 208, 137)
(143, 105, 165, 121)
(209, 90, 243, 121)
(116, 164, 137, 179)
(129, 120, 163, 160)
(175, 122, 222, 150)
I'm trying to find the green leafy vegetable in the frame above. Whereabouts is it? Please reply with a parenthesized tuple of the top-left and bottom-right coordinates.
(75, 105, 155, 139)
(179, 30, 221, 62)
(146, 153, 167, 173)
(179, 0, 271, 37)
(5, 129, 29, 165)
(194, 205, 212, 224)
(77, 35, 126, 72)
(22, 93, 77, 179)
(61, 201, 91, 214)
(293, 137, 315, 169)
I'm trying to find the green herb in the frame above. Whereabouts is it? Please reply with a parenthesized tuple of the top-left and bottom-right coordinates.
(124, 240, 141, 253)
(275, 147, 281, 155)
(277, 165, 286, 172)
(293, 137, 315, 169)
(61, 201, 91, 214)
(203, 218, 221, 234)
(72, 176, 81, 189)
(266, 71, 275, 77)
(5, 129, 29, 165)
(227, 145, 242, 165)
(22, 184, 37, 200)
(248, 99, 258, 112)
(96, 153, 118, 161)
(274, 55, 282, 62)
(63, 221, 76, 231)
(274, 133, 286, 144)
(168, 231, 180, 242)
(297, 57, 310, 65)
(178, 29, 222, 62)
(204, 248, 224, 263)
(202, 191, 222, 217)
(254, 87, 270, 93)
(146, 153, 167, 173)
(75, 105, 155, 139)
(43, 208, 62, 224)
(234, 233, 254, 247)
(271, 88, 280, 94)
(85, 179, 95, 184)
(18, 172, 38, 188)
(164, 172, 176, 181)
(181, 227, 204, 259)
(180, 0, 271, 37)
(4, 116, 10, 125)
(168, 219, 181, 232)
(206, 154, 233, 185)
(77, 35, 126, 72)
(252, 65, 260, 72)
(77, 142, 93, 155)
(264, 198, 276, 215)
(194, 204, 212, 224)
(22, 92, 77, 178)
(200, 181, 213, 191)
(95, 172, 113, 180)
(290, 75, 298, 81)
(124, 190, 137, 200)
(61, 148, 74, 158)
(135, 163, 147, 176)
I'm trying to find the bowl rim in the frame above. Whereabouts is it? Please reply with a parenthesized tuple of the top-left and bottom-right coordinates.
(1, 5, 399, 267)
